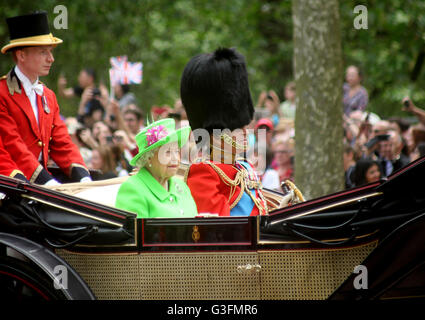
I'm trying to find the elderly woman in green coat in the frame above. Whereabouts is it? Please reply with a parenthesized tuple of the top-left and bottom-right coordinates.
(115, 118, 198, 218)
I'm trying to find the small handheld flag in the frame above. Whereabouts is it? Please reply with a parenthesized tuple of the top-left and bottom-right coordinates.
(109, 55, 143, 86)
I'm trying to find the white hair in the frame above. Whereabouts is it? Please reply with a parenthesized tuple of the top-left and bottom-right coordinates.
(135, 149, 156, 169)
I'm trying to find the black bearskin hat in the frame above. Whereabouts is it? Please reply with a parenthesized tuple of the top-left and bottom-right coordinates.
(180, 47, 254, 133)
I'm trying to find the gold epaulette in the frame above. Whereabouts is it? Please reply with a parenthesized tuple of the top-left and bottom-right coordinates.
(0, 75, 6, 80)
(204, 161, 245, 209)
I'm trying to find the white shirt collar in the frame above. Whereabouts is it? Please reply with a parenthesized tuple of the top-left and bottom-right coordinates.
(14, 65, 42, 97)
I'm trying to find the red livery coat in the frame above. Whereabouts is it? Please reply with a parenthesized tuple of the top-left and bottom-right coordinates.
(186, 161, 266, 216)
(0, 137, 23, 178)
(0, 70, 88, 183)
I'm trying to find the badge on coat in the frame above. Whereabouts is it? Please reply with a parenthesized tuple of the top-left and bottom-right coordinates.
(42, 95, 50, 114)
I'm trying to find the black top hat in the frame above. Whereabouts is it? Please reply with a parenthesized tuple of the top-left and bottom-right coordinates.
(2, 11, 62, 54)
(180, 47, 254, 134)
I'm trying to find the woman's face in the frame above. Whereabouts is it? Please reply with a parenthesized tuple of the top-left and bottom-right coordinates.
(90, 150, 103, 170)
(365, 164, 381, 183)
(345, 66, 361, 86)
(273, 142, 292, 166)
(97, 126, 112, 146)
(149, 142, 181, 181)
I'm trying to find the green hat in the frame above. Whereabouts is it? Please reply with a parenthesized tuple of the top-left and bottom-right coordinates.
(130, 118, 191, 166)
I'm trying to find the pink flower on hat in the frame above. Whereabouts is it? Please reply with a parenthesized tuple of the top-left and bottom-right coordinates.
(146, 125, 168, 146)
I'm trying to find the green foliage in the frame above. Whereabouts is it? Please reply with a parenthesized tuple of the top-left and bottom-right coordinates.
(340, 0, 425, 118)
(1, 0, 423, 120)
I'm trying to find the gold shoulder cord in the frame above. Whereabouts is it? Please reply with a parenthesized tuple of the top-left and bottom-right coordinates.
(206, 161, 245, 210)
(205, 161, 268, 214)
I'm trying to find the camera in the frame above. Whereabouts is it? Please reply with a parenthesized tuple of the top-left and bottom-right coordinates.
(403, 99, 410, 108)
(113, 135, 123, 142)
(364, 134, 390, 149)
(92, 88, 101, 97)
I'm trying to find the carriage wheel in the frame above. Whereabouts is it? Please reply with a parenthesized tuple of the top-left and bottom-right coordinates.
(0, 256, 67, 300)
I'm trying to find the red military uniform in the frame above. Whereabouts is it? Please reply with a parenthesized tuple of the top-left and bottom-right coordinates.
(0, 68, 89, 183)
(186, 160, 268, 216)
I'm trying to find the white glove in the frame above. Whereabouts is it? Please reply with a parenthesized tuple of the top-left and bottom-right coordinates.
(44, 179, 61, 186)
(80, 176, 92, 183)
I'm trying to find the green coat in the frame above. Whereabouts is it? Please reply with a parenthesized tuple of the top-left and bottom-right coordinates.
(115, 167, 198, 218)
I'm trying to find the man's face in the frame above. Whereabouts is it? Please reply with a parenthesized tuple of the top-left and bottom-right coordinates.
(17, 46, 54, 79)
(379, 140, 393, 160)
(78, 70, 93, 88)
(124, 113, 140, 135)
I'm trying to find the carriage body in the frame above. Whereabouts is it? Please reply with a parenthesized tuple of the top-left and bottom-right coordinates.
(0, 157, 424, 300)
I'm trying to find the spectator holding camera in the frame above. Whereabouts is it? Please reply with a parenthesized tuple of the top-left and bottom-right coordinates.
(58, 68, 108, 126)
(402, 97, 425, 126)
(373, 130, 410, 177)
(58, 68, 96, 99)
(257, 90, 280, 127)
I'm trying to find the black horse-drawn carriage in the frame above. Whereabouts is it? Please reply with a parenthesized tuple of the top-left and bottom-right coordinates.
(0, 157, 424, 300)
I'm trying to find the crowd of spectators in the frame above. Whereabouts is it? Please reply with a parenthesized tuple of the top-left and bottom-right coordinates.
(58, 65, 425, 191)
(248, 64, 425, 192)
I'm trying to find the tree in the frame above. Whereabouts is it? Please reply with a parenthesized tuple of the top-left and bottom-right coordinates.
(292, 0, 344, 199)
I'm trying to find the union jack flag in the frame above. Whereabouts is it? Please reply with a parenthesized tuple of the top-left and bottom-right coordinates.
(109, 55, 143, 85)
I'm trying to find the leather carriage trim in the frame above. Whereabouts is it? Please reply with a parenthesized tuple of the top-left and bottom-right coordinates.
(257, 239, 379, 252)
(142, 242, 253, 248)
(24, 185, 128, 220)
(58, 249, 139, 256)
(385, 155, 425, 180)
(257, 229, 380, 245)
(268, 192, 383, 226)
(21, 194, 123, 227)
(269, 182, 381, 216)
(62, 220, 138, 249)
